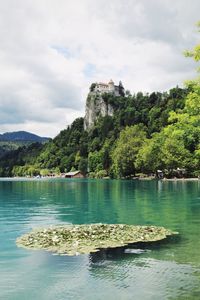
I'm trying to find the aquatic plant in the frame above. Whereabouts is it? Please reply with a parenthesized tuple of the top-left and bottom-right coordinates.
(16, 224, 176, 256)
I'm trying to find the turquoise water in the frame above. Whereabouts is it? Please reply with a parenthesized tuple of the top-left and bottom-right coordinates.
(0, 178, 200, 300)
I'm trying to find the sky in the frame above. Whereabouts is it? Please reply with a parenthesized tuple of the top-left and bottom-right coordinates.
(0, 0, 199, 138)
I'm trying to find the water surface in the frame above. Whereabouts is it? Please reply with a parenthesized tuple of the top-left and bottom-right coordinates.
(0, 178, 200, 299)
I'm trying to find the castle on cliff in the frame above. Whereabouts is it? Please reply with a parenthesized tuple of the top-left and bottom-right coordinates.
(91, 79, 125, 97)
(84, 80, 125, 130)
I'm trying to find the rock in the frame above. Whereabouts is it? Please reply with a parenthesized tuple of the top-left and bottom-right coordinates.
(84, 93, 114, 130)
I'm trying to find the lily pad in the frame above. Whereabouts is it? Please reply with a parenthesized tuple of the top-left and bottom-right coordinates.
(16, 224, 177, 256)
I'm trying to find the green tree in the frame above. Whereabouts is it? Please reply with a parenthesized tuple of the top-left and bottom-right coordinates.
(78, 158, 88, 175)
(40, 169, 50, 176)
(136, 133, 164, 173)
(184, 22, 200, 64)
(88, 151, 103, 173)
(112, 124, 146, 178)
(161, 127, 191, 171)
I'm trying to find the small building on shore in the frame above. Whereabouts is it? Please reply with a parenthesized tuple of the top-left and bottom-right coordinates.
(63, 171, 84, 178)
(157, 170, 164, 179)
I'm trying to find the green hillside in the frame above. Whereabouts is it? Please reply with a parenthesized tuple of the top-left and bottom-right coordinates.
(0, 141, 22, 158)
(1, 84, 199, 178)
(0, 26, 199, 179)
(0, 131, 50, 160)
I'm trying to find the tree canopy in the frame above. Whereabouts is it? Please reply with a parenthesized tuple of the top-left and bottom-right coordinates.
(0, 24, 199, 179)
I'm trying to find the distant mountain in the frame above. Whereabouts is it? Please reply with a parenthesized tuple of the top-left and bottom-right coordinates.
(0, 131, 50, 142)
(0, 131, 50, 158)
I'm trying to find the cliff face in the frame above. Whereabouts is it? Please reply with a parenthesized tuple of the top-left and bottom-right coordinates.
(84, 92, 114, 130)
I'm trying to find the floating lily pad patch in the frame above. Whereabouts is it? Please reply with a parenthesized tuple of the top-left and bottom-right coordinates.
(16, 224, 177, 256)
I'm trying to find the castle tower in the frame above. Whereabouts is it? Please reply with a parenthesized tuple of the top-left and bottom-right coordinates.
(118, 81, 125, 96)
(108, 79, 115, 92)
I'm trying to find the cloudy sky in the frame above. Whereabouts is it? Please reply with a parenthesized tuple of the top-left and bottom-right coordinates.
(0, 0, 199, 137)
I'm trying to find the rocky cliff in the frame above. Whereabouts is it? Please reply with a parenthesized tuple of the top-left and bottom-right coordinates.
(84, 92, 114, 130)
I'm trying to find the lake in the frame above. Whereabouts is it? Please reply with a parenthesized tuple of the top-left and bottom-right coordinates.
(0, 178, 200, 300)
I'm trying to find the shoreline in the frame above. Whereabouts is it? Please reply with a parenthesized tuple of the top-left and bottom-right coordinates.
(0, 176, 199, 182)
(161, 177, 200, 181)
(138, 177, 200, 181)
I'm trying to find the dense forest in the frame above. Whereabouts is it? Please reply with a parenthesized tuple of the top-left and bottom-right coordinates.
(0, 83, 199, 178)
(0, 29, 199, 179)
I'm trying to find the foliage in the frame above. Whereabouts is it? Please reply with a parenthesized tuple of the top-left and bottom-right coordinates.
(0, 141, 22, 158)
(136, 84, 200, 176)
(88, 151, 103, 172)
(95, 170, 107, 178)
(112, 124, 146, 178)
(78, 158, 88, 175)
(0, 84, 194, 178)
(136, 133, 164, 173)
(0, 142, 43, 177)
(1, 24, 199, 178)
(90, 83, 96, 92)
(184, 22, 200, 66)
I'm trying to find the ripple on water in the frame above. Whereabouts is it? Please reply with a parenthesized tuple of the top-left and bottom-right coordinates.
(0, 179, 200, 299)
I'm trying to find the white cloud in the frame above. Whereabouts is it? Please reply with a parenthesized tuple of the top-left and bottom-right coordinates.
(0, 0, 199, 137)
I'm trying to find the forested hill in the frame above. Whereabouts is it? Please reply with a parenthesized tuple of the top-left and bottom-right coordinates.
(0, 131, 49, 159)
(1, 84, 199, 178)
(0, 131, 50, 159)
(0, 131, 49, 142)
